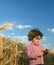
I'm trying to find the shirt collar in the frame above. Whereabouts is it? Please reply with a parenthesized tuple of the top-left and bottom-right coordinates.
(31, 43, 40, 46)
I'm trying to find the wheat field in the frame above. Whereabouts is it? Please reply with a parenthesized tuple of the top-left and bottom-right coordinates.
(0, 36, 54, 65)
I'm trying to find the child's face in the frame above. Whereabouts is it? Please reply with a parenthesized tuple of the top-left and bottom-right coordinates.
(32, 35, 41, 45)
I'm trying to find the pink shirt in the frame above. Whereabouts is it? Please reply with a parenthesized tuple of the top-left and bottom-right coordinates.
(26, 43, 44, 65)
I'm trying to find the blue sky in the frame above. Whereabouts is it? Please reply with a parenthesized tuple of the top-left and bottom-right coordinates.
(0, 0, 54, 49)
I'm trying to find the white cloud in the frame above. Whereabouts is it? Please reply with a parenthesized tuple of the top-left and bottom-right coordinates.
(13, 35, 29, 43)
(51, 29, 54, 33)
(6, 27, 14, 30)
(47, 28, 54, 33)
(42, 36, 47, 41)
(47, 28, 50, 31)
(16, 25, 23, 29)
(16, 24, 32, 29)
(11, 33, 15, 35)
(41, 36, 48, 44)
(24, 25, 32, 28)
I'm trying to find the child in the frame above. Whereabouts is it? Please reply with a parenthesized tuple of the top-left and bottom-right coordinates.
(26, 28, 48, 65)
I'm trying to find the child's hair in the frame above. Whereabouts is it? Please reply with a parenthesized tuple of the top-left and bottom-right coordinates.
(28, 28, 43, 41)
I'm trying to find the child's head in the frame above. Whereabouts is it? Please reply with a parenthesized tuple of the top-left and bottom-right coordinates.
(28, 28, 43, 41)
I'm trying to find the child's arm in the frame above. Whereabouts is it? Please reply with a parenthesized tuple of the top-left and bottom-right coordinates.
(37, 52, 43, 57)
